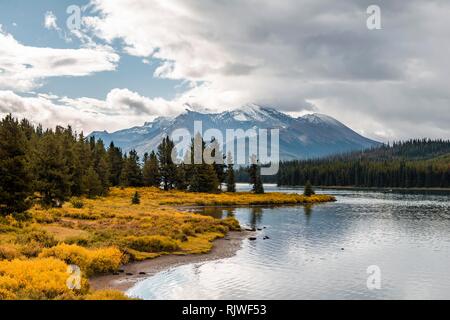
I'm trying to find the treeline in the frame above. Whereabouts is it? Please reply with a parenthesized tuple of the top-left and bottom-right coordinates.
(0, 114, 124, 215)
(277, 139, 450, 188)
(235, 165, 277, 183)
(0, 115, 265, 217)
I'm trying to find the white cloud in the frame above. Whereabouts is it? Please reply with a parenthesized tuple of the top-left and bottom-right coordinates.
(0, 29, 119, 92)
(44, 11, 73, 42)
(83, 0, 450, 140)
(0, 89, 182, 134)
(105, 88, 180, 116)
(1, 1, 449, 141)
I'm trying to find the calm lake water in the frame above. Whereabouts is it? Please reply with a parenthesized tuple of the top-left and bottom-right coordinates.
(127, 184, 450, 300)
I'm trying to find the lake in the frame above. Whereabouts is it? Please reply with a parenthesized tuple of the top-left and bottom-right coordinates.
(127, 184, 450, 299)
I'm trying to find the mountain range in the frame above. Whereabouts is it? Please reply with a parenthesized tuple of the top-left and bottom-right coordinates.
(89, 104, 380, 160)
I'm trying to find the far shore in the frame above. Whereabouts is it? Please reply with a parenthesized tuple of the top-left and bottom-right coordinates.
(90, 230, 250, 293)
(277, 185, 450, 192)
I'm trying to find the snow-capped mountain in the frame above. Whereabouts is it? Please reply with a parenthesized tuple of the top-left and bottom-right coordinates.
(89, 104, 380, 160)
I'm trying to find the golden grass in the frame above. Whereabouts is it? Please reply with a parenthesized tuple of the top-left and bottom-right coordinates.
(39, 244, 124, 276)
(0, 187, 335, 300)
(41, 226, 90, 242)
(0, 258, 89, 300)
(120, 187, 335, 206)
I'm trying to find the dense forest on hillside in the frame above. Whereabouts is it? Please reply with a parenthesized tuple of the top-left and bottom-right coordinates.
(277, 140, 450, 188)
(0, 115, 267, 217)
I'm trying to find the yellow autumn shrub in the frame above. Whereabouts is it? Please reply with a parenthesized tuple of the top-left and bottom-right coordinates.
(0, 186, 336, 299)
(221, 217, 241, 231)
(0, 244, 22, 260)
(0, 258, 89, 300)
(123, 235, 179, 253)
(39, 244, 124, 276)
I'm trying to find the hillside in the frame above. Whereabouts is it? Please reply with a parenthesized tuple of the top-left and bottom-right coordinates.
(277, 139, 450, 188)
(89, 104, 380, 161)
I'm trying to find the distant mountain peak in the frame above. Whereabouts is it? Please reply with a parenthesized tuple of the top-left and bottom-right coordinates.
(229, 104, 286, 122)
(300, 113, 341, 126)
(88, 105, 380, 160)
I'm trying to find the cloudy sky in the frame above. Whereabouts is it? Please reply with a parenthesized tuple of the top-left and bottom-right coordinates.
(0, 0, 449, 141)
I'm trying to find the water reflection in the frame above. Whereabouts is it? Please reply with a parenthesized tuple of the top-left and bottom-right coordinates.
(196, 204, 318, 228)
(128, 188, 450, 300)
(249, 207, 263, 229)
(303, 205, 313, 224)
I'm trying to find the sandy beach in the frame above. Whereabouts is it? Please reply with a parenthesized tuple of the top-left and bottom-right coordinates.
(90, 230, 250, 292)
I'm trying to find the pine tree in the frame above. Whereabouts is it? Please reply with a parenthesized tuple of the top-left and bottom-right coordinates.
(34, 132, 72, 207)
(189, 163, 219, 193)
(187, 134, 220, 193)
(303, 180, 315, 196)
(0, 115, 33, 215)
(58, 126, 79, 196)
(120, 150, 143, 187)
(249, 156, 264, 194)
(254, 174, 264, 194)
(92, 139, 110, 194)
(157, 136, 177, 190)
(143, 151, 161, 187)
(226, 152, 236, 192)
(107, 142, 123, 186)
(174, 163, 188, 190)
(131, 191, 141, 204)
(82, 166, 103, 198)
(209, 138, 226, 190)
(70, 133, 89, 196)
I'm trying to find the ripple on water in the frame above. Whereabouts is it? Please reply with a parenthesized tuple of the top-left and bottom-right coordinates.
(127, 188, 450, 300)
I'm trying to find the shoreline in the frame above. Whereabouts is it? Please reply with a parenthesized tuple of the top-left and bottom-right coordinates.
(88, 194, 336, 294)
(277, 185, 450, 192)
(90, 230, 250, 293)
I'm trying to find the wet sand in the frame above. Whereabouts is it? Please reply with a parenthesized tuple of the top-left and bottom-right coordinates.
(90, 230, 250, 292)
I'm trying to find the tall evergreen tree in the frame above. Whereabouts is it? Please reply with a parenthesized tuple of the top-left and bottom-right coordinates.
(226, 152, 236, 192)
(209, 138, 226, 190)
(82, 166, 103, 198)
(174, 163, 189, 190)
(249, 156, 264, 194)
(0, 115, 33, 215)
(71, 132, 90, 196)
(303, 180, 315, 196)
(143, 151, 161, 187)
(189, 164, 219, 193)
(157, 136, 177, 190)
(120, 150, 143, 187)
(187, 134, 220, 193)
(107, 142, 123, 186)
(34, 132, 72, 207)
(92, 139, 110, 194)
(58, 126, 79, 196)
